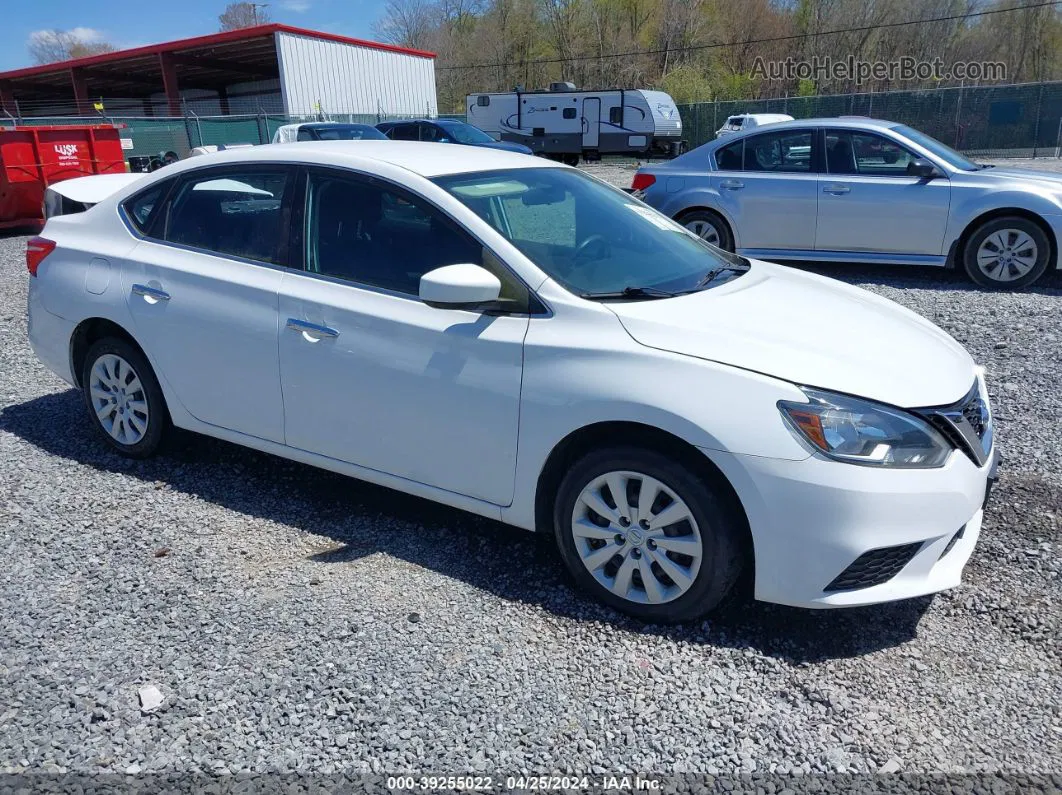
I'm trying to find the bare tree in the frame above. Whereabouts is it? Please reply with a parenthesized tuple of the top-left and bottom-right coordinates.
(29, 29, 116, 64)
(219, 2, 272, 31)
(373, 0, 439, 50)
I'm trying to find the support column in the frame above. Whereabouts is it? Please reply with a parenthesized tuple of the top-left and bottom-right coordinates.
(159, 53, 181, 116)
(70, 67, 90, 114)
(0, 80, 15, 117)
(217, 85, 231, 115)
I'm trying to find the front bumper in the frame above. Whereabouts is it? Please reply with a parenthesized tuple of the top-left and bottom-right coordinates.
(703, 445, 996, 609)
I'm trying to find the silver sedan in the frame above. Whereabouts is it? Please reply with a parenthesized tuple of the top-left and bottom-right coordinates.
(633, 117, 1062, 288)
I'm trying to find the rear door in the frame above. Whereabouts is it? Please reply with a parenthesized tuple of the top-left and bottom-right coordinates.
(815, 129, 951, 255)
(122, 165, 295, 443)
(712, 128, 818, 251)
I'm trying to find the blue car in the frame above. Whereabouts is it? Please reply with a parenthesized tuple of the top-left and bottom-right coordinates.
(377, 119, 533, 155)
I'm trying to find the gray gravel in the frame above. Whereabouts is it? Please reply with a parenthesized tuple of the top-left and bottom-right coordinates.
(1, 172, 1060, 781)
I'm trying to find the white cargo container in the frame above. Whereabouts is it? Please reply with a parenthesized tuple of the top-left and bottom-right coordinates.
(466, 86, 684, 163)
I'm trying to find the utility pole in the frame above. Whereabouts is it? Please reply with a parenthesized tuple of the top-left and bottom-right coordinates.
(251, 3, 269, 25)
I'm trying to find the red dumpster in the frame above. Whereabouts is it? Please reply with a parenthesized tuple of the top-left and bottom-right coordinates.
(0, 125, 127, 230)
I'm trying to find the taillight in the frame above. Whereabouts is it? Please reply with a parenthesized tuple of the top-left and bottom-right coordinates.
(26, 237, 56, 277)
(631, 173, 656, 191)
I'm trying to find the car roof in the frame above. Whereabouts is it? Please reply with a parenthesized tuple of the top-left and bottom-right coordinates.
(303, 122, 374, 129)
(153, 140, 555, 179)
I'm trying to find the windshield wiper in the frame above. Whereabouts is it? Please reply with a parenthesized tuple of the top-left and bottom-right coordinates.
(978, 163, 996, 169)
(580, 285, 677, 300)
(689, 263, 749, 291)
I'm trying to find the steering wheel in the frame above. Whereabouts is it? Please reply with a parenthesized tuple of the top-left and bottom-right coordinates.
(574, 233, 611, 264)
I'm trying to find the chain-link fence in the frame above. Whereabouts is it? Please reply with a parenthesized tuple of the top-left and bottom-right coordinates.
(8, 80, 1062, 160)
(678, 80, 1062, 157)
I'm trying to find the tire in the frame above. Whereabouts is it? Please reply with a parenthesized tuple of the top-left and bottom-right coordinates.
(563, 153, 580, 167)
(81, 337, 169, 458)
(962, 216, 1051, 289)
(678, 209, 733, 251)
(553, 446, 745, 623)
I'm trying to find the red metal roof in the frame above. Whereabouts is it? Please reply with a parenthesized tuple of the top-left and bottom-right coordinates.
(0, 24, 435, 81)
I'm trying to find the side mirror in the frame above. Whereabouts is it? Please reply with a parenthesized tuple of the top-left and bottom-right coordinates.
(419, 264, 501, 309)
(908, 158, 942, 179)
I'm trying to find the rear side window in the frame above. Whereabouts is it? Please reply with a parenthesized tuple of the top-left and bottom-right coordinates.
(122, 179, 174, 235)
(715, 140, 743, 171)
(162, 169, 293, 265)
(389, 124, 419, 141)
(742, 130, 813, 172)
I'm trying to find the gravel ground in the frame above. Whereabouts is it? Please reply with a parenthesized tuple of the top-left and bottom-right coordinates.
(1, 166, 1060, 782)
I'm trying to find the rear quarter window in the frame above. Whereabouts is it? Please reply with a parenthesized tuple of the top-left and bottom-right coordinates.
(122, 179, 175, 236)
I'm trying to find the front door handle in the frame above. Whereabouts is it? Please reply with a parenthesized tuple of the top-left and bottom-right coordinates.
(822, 184, 851, 195)
(131, 283, 170, 302)
(286, 318, 339, 339)
(719, 179, 745, 190)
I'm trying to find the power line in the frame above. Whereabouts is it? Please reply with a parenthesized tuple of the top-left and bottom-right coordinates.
(436, 0, 1062, 71)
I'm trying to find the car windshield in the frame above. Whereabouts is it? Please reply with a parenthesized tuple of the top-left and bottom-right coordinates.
(439, 121, 495, 144)
(314, 125, 387, 141)
(434, 168, 748, 298)
(892, 125, 980, 171)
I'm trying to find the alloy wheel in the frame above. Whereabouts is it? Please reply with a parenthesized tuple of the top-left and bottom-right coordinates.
(88, 353, 150, 445)
(571, 470, 703, 605)
(684, 219, 721, 246)
(976, 228, 1038, 282)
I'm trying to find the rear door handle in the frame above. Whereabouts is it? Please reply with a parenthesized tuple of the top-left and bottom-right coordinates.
(286, 318, 339, 339)
(719, 179, 745, 190)
(131, 283, 170, 302)
(822, 184, 850, 195)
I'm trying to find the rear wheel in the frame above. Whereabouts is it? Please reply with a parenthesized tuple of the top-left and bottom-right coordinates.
(962, 216, 1050, 289)
(81, 337, 169, 458)
(678, 209, 733, 251)
(553, 446, 745, 623)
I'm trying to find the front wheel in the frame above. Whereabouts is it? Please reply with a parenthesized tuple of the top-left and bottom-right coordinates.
(81, 337, 169, 458)
(553, 447, 745, 623)
(962, 216, 1050, 289)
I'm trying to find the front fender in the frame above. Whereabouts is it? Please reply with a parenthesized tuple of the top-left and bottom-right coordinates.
(944, 188, 1062, 255)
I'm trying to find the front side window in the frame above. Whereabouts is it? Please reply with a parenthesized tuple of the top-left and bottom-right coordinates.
(296, 128, 316, 142)
(826, 131, 916, 176)
(306, 172, 487, 297)
(434, 168, 747, 297)
(162, 169, 291, 264)
(419, 123, 445, 142)
(742, 130, 813, 172)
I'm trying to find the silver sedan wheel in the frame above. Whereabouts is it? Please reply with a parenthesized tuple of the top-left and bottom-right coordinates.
(976, 228, 1038, 282)
(571, 470, 703, 605)
(684, 219, 721, 246)
(89, 353, 149, 445)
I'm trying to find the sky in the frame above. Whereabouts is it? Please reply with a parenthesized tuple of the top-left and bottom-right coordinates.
(0, 0, 391, 71)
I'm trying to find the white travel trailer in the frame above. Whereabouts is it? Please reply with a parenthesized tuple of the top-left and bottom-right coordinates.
(466, 85, 684, 163)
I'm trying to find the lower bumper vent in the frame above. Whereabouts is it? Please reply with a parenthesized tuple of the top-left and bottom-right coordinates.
(824, 542, 923, 592)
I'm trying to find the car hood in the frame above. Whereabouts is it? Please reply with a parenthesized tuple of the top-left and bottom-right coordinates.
(474, 140, 534, 154)
(606, 260, 976, 408)
(978, 166, 1062, 190)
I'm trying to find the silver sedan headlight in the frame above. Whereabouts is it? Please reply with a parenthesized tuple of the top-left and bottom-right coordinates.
(778, 388, 952, 468)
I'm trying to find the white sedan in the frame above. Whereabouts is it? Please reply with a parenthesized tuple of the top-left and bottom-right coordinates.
(26, 141, 997, 622)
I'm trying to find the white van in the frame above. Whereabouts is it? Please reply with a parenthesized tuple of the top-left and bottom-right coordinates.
(715, 113, 794, 139)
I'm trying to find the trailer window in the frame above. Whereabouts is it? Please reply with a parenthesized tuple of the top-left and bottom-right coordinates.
(477, 96, 490, 107)
(609, 107, 623, 125)
(563, 108, 576, 120)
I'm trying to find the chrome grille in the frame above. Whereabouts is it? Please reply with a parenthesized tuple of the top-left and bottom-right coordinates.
(916, 379, 993, 467)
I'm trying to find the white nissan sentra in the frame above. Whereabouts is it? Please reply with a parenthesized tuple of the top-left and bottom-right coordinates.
(26, 142, 998, 623)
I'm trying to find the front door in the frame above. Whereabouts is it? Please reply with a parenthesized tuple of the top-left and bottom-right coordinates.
(278, 168, 527, 505)
(122, 165, 295, 443)
(582, 97, 601, 149)
(815, 129, 952, 256)
(712, 128, 818, 251)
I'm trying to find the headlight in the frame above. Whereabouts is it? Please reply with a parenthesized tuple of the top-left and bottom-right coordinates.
(778, 388, 952, 468)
